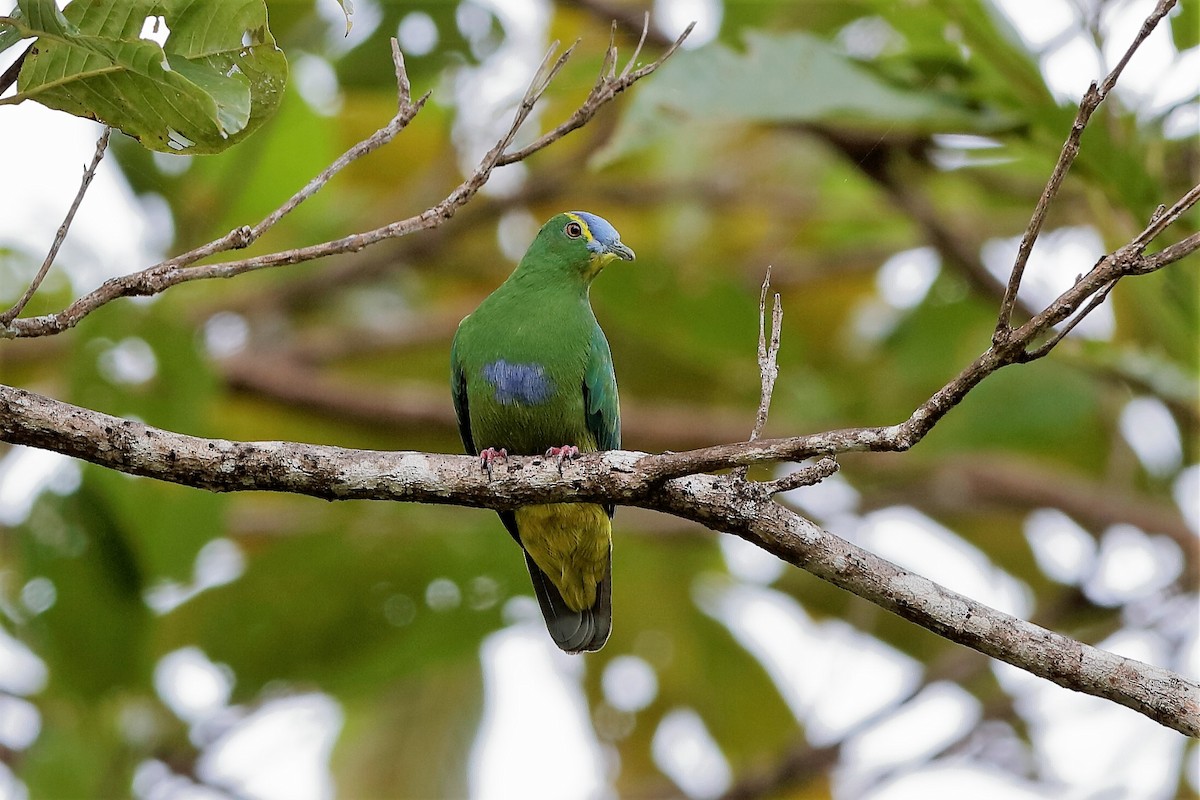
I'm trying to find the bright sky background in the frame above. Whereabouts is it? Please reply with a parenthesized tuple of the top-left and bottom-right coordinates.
(1, 0, 1197, 798)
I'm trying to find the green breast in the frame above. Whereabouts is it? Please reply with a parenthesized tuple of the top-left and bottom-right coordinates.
(457, 286, 600, 455)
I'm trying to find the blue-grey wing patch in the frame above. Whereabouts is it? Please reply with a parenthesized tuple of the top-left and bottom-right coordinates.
(483, 359, 554, 405)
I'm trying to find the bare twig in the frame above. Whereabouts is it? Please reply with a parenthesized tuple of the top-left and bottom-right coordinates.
(1131, 182, 1200, 252)
(1142, 230, 1200, 270)
(619, 13, 651, 80)
(235, 41, 424, 245)
(762, 457, 838, 495)
(0, 127, 110, 325)
(496, 20, 694, 166)
(153, 40, 426, 271)
(734, 267, 784, 480)
(1020, 277, 1118, 361)
(993, 0, 1177, 341)
(751, 267, 783, 443)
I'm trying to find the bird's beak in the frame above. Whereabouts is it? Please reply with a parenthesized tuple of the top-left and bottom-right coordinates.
(608, 241, 635, 261)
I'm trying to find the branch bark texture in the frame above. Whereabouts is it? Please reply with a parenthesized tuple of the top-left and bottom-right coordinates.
(1, 384, 1197, 736)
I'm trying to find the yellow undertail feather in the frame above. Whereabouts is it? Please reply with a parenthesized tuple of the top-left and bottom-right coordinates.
(515, 503, 611, 612)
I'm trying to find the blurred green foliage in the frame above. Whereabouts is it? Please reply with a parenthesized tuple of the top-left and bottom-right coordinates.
(1, 0, 1196, 797)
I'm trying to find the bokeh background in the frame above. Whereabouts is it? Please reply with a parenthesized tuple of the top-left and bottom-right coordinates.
(1, 0, 1197, 798)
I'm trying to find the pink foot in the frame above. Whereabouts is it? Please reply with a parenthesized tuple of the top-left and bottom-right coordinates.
(545, 445, 580, 473)
(479, 447, 508, 477)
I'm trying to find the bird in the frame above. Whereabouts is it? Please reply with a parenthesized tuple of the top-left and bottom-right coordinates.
(451, 211, 633, 653)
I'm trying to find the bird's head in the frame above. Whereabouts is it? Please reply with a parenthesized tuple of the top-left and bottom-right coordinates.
(522, 211, 635, 282)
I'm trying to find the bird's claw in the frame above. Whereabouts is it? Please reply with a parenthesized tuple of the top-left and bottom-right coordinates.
(479, 447, 508, 478)
(545, 445, 580, 474)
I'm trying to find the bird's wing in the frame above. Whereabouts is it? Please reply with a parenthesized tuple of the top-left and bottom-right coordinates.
(583, 323, 621, 452)
(584, 324, 620, 522)
(455, 323, 524, 546)
(450, 325, 475, 456)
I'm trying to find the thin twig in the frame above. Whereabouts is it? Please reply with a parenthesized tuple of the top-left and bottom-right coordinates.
(762, 457, 838, 495)
(734, 267, 782, 480)
(751, 268, 782, 442)
(496, 20, 694, 166)
(598, 22, 618, 80)
(993, 0, 1177, 342)
(159, 39, 428, 274)
(390, 38, 412, 108)
(620, 13, 651, 80)
(1141, 230, 1200, 271)
(1131, 181, 1200, 251)
(1020, 277, 1119, 362)
(0, 127, 110, 325)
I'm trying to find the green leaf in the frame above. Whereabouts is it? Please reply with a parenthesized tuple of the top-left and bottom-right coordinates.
(5, 0, 287, 154)
(596, 30, 1010, 165)
(0, 7, 26, 55)
(1171, 0, 1198, 51)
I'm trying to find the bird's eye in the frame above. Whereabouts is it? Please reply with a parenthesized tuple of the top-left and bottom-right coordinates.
(564, 221, 583, 239)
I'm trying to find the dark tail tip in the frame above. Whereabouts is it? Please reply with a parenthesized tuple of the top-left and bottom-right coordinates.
(523, 551, 611, 653)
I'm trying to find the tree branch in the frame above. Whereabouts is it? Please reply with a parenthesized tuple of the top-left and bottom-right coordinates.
(750, 267, 783, 443)
(993, 0, 1177, 340)
(637, 194, 1199, 483)
(1, 382, 1195, 736)
(0, 29, 690, 339)
(0, 127, 109, 325)
(496, 19, 694, 166)
(734, 267, 783, 481)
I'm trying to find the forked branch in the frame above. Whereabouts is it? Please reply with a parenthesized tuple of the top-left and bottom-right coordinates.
(993, 0, 1178, 339)
(1, 22, 691, 339)
(0, 127, 110, 325)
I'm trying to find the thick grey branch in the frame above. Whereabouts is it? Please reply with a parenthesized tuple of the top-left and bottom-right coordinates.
(1, 382, 1197, 736)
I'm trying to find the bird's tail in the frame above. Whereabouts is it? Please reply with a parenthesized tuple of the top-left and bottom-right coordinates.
(523, 549, 611, 653)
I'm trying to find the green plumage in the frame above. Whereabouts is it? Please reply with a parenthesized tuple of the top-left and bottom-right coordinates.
(451, 211, 632, 653)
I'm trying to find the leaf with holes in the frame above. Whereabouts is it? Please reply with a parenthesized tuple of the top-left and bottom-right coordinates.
(1, 0, 287, 154)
